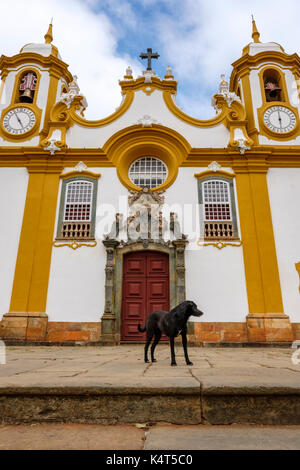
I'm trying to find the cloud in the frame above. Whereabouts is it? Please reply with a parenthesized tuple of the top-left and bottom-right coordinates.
(1, 0, 300, 121)
(0, 0, 142, 119)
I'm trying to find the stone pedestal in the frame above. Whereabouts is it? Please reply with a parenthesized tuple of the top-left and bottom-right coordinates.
(0, 313, 48, 341)
(246, 313, 293, 343)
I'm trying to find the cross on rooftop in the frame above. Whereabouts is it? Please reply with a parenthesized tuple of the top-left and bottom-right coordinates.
(139, 48, 160, 71)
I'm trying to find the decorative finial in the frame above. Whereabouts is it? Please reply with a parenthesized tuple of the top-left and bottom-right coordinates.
(219, 74, 229, 94)
(164, 66, 174, 80)
(251, 15, 261, 43)
(44, 20, 53, 44)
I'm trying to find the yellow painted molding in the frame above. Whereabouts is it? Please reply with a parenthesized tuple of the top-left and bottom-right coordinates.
(235, 171, 285, 315)
(0, 53, 73, 83)
(230, 51, 300, 92)
(296, 262, 300, 293)
(194, 169, 235, 179)
(163, 91, 246, 128)
(60, 170, 101, 180)
(9, 168, 62, 314)
(119, 76, 177, 95)
(40, 92, 134, 148)
(39, 73, 59, 142)
(53, 240, 97, 250)
(197, 240, 242, 250)
(103, 125, 190, 191)
(240, 73, 259, 145)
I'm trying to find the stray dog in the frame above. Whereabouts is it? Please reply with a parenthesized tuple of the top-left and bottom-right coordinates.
(138, 301, 204, 366)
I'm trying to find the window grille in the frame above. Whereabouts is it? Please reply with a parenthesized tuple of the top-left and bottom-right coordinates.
(199, 179, 239, 240)
(129, 157, 168, 189)
(56, 179, 97, 240)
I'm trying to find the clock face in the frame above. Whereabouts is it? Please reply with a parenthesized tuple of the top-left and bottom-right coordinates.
(263, 106, 297, 134)
(3, 107, 36, 135)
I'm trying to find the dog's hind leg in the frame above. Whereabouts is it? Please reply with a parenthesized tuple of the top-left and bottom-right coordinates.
(144, 330, 153, 363)
(170, 336, 177, 366)
(181, 329, 193, 366)
(151, 330, 162, 363)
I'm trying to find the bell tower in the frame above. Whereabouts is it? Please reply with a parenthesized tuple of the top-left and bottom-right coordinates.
(0, 23, 73, 144)
(230, 18, 300, 145)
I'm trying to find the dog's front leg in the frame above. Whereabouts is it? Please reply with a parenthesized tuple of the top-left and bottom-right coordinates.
(170, 336, 177, 366)
(182, 330, 193, 366)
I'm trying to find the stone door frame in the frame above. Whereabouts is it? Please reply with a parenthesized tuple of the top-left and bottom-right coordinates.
(101, 239, 189, 344)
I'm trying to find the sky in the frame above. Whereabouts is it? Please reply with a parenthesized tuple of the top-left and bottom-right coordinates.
(1, 0, 300, 120)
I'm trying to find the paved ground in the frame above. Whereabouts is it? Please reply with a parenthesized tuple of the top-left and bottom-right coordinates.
(0, 345, 299, 387)
(0, 345, 300, 427)
(0, 424, 300, 450)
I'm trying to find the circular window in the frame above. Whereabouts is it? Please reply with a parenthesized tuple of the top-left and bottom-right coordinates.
(129, 157, 168, 189)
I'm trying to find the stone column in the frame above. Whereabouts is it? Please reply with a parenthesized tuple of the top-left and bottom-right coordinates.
(101, 239, 120, 344)
(173, 239, 188, 304)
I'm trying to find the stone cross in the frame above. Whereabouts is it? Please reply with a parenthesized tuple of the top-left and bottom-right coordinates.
(140, 48, 160, 71)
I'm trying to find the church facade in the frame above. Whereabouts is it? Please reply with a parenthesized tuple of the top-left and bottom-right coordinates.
(0, 21, 299, 344)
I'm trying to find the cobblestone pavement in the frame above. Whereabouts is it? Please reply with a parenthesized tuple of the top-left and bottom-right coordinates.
(0, 423, 300, 450)
(0, 345, 299, 388)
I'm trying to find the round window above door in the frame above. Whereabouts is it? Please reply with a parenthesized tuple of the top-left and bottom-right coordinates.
(129, 157, 168, 189)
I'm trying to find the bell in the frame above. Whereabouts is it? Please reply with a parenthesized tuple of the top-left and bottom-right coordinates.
(265, 81, 281, 101)
(20, 88, 33, 103)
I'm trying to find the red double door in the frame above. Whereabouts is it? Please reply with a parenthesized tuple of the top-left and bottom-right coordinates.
(121, 251, 170, 341)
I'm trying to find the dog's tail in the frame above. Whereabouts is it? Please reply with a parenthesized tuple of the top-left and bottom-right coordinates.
(138, 324, 146, 333)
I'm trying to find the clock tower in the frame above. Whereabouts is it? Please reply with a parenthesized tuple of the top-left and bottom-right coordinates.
(230, 18, 300, 145)
(0, 23, 73, 145)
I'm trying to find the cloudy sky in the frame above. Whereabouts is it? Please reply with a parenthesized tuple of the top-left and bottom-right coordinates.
(1, 0, 300, 119)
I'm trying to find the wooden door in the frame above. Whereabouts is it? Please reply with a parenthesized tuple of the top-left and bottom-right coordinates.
(121, 251, 170, 341)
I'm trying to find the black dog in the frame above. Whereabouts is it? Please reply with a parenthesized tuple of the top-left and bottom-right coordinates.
(138, 301, 204, 366)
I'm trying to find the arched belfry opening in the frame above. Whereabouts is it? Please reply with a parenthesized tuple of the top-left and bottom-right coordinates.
(263, 69, 283, 102)
(101, 187, 189, 344)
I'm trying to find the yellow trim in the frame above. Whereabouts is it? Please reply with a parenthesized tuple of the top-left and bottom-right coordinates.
(230, 51, 300, 92)
(60, 170, 101, 180)
(119, 76, 177, 95)
(0, 103, 42, 142)
(252, 17, 261, 44)
(240, 72, 259, 145)
(198, 241, 242, 250)
(0, 73, 7, 103)
(103, 125, 190, 192)
(194, 169, 235, 179)
(163, 91, 244, 127)
(44, 23, 53, 44)
(69, 91, 134, 127)
(53, 240, 97, 250)
(0, 53, 73, 84)
(296, 263, 300, 293)
(39, 72, 59, 143)
(235, 168, 285, 315)
(9, 166, 62, 314)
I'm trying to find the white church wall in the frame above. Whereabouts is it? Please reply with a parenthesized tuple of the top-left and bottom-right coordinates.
(0, 168, 28, 319)
(267, 168, 300, 322)
(46, 167, 127, 322)
(67, 89, 230, 149)
(164, 167, 248, 322)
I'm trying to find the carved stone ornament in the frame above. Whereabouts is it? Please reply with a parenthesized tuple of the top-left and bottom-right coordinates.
(136, 115, 160, 127)
(208, 161, 222, 172)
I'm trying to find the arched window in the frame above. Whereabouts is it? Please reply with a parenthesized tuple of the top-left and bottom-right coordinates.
(263, 69, 283, 103)
(129, 157, 168, 189)
(198, 177, 239, 240)
(56, 177, 98, 240)
(18, 71, 37, 103)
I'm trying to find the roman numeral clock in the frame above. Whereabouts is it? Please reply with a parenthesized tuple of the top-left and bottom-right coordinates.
(263, 106, 297, 134)
(0, 102, 41, 142)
